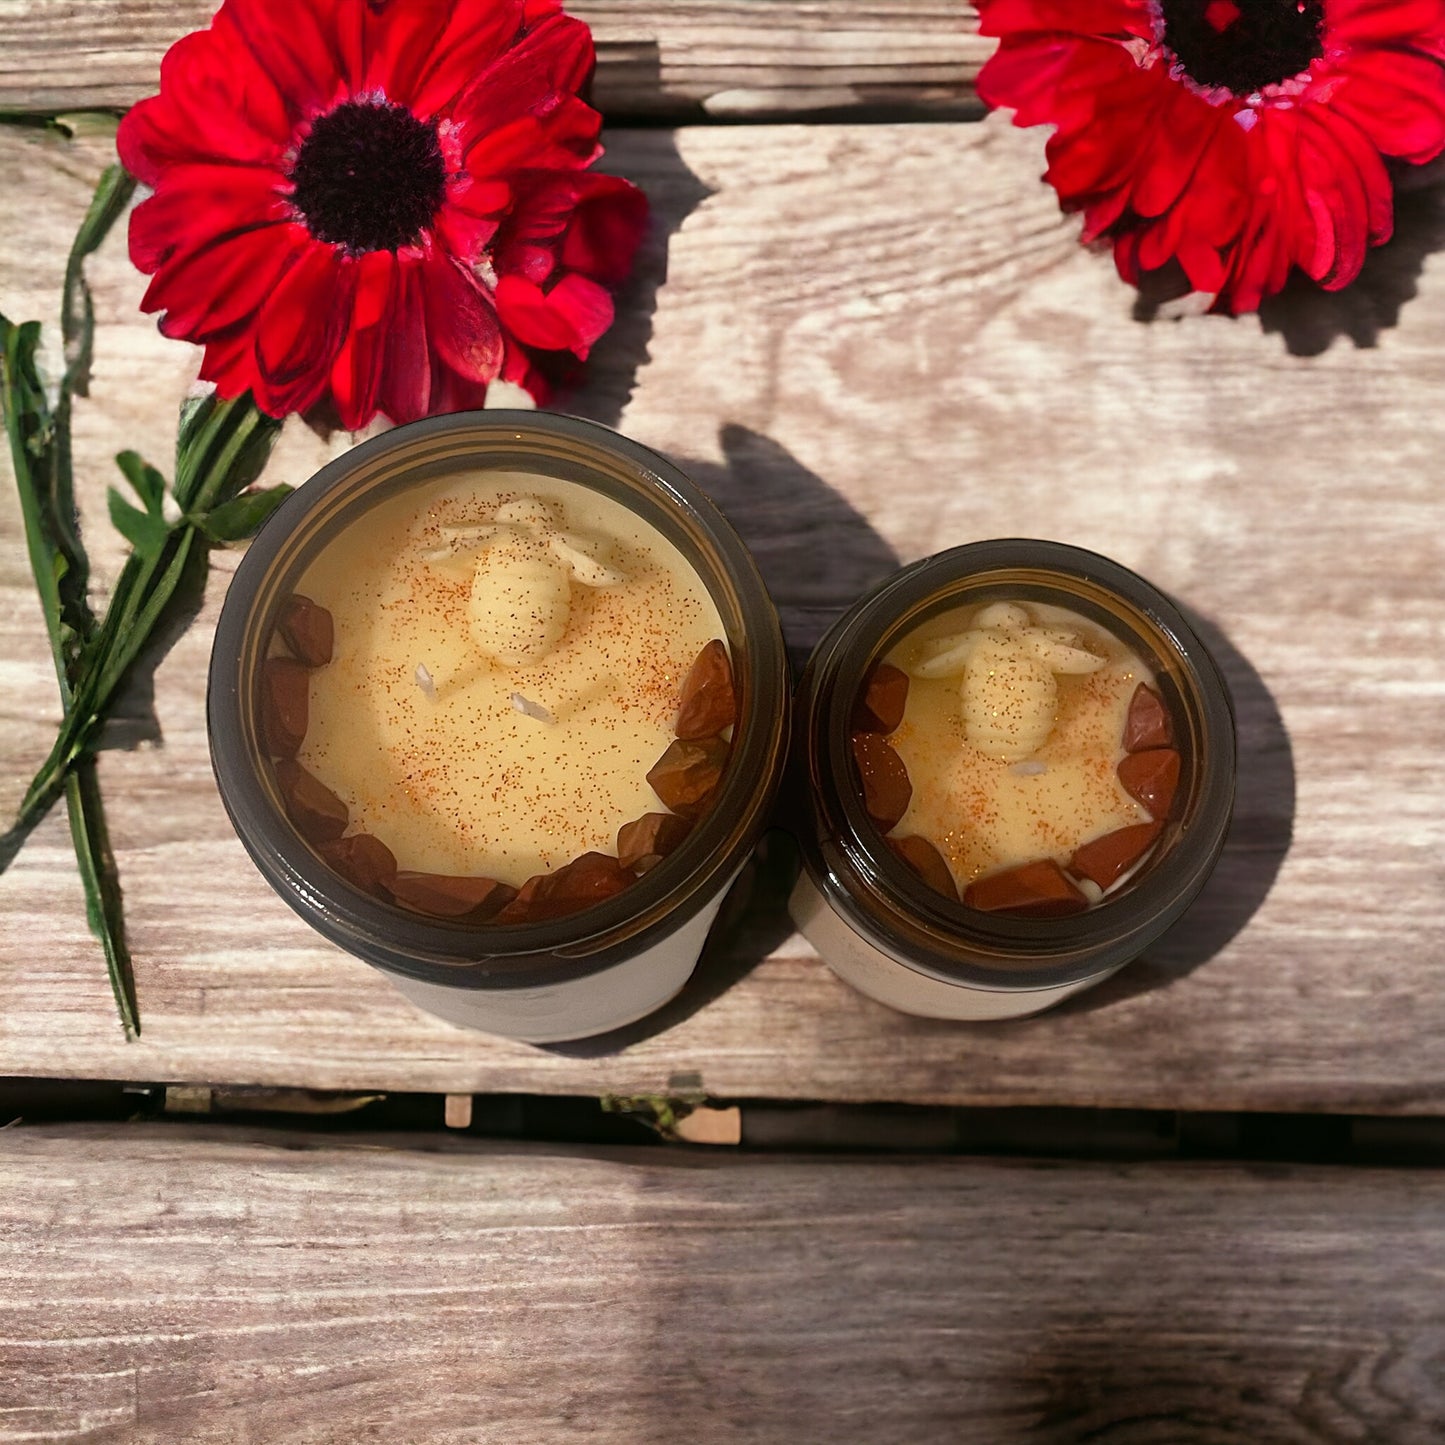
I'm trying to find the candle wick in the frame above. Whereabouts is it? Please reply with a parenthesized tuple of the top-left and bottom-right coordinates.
(415, 663, 436, 700)
(511, 691, 556, 725)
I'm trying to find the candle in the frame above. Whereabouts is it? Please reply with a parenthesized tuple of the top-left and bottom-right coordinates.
(271, 473, 730, 907)
(210, 413, 788, 1042)
(789, 540, 1234, 1022)
(861, 598, 1177, 914)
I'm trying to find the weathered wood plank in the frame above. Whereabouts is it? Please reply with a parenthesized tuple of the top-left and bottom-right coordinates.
(2, 1123, 1444, 1443)
(2, 122, 1444, 1111)
(0, 0, 987, 121)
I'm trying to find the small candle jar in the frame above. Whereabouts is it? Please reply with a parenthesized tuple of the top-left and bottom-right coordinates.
(209, 412, 788, 1042)
(789, 539, 1235, 1020)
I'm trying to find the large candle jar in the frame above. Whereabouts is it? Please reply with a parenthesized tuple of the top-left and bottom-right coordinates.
(210, 413, 788, 1042)
(789, 540, 1235, 1020)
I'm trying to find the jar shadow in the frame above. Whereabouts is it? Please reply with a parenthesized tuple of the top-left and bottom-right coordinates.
(542, 425, 901, 1055)
(1053, 612, 1295, 1015)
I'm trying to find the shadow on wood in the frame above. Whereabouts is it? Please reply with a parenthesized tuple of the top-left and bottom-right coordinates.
(565, 127, 711, 431)
(545, 423, 901, 1055)
(1057, 612, 1295, 1016)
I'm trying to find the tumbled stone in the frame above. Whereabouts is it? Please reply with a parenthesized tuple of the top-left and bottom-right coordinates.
(274, 759, 348, 844)
(675, 638, 737, 740)
(646, 736, 730, 819)
(277, 593, 334, 667)
(963, 858, 1089, 918)
(851, 731, 912, 830)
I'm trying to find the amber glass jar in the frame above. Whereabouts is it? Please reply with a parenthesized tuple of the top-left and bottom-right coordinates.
(209, 412, 788, 1042)
(790, 539, 1235, 1020)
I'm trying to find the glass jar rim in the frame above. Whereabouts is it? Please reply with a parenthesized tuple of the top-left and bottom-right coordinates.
(208, 410, 790, 990)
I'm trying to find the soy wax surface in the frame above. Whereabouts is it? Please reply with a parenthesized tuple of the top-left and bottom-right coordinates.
(887, 601, 1155, 891)
(296, 472, 724, 885)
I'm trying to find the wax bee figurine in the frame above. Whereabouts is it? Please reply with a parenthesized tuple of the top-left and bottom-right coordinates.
(418, 496, 626, 667)
(903, 602, 1105, 762)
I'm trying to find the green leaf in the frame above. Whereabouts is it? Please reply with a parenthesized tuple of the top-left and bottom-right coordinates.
(114, 448, 167, 514)
(201, 483, 293, 542)
(175, 391, 282, 512)
(64, 761, 139, 1039)
(61, 164, 136, 402)
(106, 488, 170, 559)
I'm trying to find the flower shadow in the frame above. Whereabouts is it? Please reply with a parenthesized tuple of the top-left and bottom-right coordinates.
(1053, 612, 1295, 1016)
(562, 127, 711, 430)
(544, 425, 902, 1056)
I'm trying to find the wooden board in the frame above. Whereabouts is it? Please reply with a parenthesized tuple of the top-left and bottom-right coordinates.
(2, 121, 1444, 1112)
(3, 1123, 1445, 1442)
(0, 0, 987, 121)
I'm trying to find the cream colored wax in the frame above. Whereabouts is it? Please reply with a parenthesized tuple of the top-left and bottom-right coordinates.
(296, 472, 725, 885)
(887, 600, 1153, 892)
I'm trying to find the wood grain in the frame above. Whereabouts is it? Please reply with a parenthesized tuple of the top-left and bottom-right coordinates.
(2, 122, 1444, 1111)
(2, 1123, 1445, 1443)
(0, 0, 988, 121)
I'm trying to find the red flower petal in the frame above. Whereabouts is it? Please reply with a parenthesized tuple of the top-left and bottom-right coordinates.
(128, 163, 288, 271)
(329, 250, 395, 430)
(142, 223, 303, 341)
(560, 176, 649, 284)
(396, 0, 530, 119)
(422, 251, 504, 384)
(495, 271, 613, 357)
(379, 259, 434, 423)
(254, 240, 354, 412)
(1330, 49, 1445, 163)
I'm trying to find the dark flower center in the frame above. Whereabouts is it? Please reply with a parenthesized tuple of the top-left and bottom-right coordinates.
(289, 99, 447, 252)
(1159, 0, 1324, 95)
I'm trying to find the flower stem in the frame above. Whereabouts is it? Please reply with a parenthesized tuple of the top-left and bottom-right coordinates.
(0, 165, 139, 1036)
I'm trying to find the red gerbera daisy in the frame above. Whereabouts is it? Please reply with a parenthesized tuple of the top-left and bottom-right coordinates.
(976, 0, 1445, 312)
(117, 0, 647, 427)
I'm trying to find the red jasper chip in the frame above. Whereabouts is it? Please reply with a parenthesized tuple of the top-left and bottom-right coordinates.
(851, 731, 912, 830)
(964, 858, 1090, 918)
(617, 812, 693, 872)
(320, 832, 398, 896)
(389, 871, 516, 920)
(260, 656, 309, 758)
(494, 851, 635, 924)
(1124, 683, 1173, 752)
(675, 639, 737, 740)
(852, 662, 910, 735)
(273, 759, 349, 844)
(887, 833, 958, 902)
(277, 593, 334, 667)
(647, 736, 730, 819)
(1069, 820, 1164, 891)
(1117, 748, 1181, 818)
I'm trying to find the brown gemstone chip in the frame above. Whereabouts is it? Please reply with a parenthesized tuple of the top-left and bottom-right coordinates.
(260, 656, 310, 758)
(1069, 820, 1164, 891)
(494, 851, 635, 925)
(388, 871, 516, 920)
(853, 662, 909, 735)
(851, 731, 912, 830)
(617, 811, 693, 872)
(277, 593, 334, 667)
(647, 735, 730, 819)
(675, 639, 736, 741)
(274, 759, 349, 844)
(320, 832, 398, 896)
(1118, 748, 1181, 818)
(887, 833, 958, 902)
(963, 858, 1089, 918)
(1123, 683, 1173, 752)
